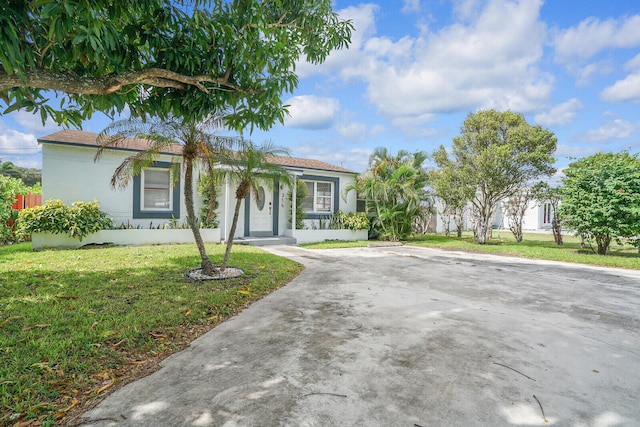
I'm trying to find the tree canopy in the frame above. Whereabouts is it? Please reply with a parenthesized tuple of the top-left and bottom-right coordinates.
(0, 0, 353, 129)
(559, 152, 640, 255)
(433, 110, 556, 244)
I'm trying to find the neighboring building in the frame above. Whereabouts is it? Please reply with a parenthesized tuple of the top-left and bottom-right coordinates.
(38, 130, 360, 243)
(432, 198, 555, 234)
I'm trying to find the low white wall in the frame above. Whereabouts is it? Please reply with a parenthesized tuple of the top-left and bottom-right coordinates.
(285, 229, 368, 244)
(32, 229, 221, 250)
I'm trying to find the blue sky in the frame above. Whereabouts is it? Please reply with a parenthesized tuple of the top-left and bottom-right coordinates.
(1, 0, 639, 173)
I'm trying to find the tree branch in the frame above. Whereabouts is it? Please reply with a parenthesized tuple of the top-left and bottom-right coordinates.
(0, 68, 255, 95)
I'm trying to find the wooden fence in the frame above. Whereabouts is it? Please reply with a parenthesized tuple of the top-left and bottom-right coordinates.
(11, 193, 42, 210)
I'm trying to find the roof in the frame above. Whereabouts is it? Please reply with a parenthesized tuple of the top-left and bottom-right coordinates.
(38, 129, 355, 174)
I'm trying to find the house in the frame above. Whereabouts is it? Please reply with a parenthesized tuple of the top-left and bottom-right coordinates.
(37, 130, 364, 246)
(432, 198, 555, 234)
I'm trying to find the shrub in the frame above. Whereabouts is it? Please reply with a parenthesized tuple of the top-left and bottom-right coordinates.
(16, 199, 113, 241)
(289, 178, 307, 229)
(330, 210, 370, 231)
(0, 175, 28, 244)
(197, 173, 219, 228)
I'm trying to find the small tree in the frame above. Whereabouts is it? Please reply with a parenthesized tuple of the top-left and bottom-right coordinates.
(560, 152, 640, 255)
(501, 185, 540, 243)
(220, 140, 292, 270)
(534, 183, 563, 245)
(429, 165, 472, 237)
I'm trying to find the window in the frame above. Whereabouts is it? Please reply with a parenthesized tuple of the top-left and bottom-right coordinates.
(303, 180, 334, 213)
(543, 203, 552, 225)
(142, 168, 171, 210)
(132, 162, 180, 219)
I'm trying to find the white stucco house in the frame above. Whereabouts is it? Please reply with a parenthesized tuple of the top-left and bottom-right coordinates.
(432, 199, 556, 235)
(36, 130, 365, 247)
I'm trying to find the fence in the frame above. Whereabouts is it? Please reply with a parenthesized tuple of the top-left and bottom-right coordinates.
(8, 194, 42, 238)
(12, 193, 42, 210)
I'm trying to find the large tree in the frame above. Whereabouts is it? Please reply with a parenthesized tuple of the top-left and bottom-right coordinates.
(347, 147, 430, 241)
(559, 152, 640, 255)
(0, 0, 353, 129)
(433, 110, 556, 244)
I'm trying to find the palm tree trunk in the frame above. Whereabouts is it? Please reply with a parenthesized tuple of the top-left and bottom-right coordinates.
(185, 157, 216, 275)
(221, 196, 243, 270)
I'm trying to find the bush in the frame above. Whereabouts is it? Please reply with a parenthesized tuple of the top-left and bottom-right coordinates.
(0, 175, 28, 244)
(16, 199, 113, 241)
(330, 210, 370, 231)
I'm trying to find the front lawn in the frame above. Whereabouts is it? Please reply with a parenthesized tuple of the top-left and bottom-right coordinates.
(0, 243, 303, 426)
(405, 232, 640, 270)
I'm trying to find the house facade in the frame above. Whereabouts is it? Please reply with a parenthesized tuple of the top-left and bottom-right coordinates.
(432, 199, 555, 234)
(38, 130, 361, 245)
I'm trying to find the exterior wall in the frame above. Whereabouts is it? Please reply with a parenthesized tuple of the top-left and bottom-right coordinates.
(32, 229, 221, 250)
(42, 143, 359, 242)
(291, 171, 358, 230)
(42, 144, 204, 228)
(284, 228, 367, 244)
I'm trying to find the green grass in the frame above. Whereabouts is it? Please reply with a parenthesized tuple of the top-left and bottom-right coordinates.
(300, 240, 370, 249)
(405, 232, 640, 270)
(300, 232, 639, 270)
(0, 242, 303, 426)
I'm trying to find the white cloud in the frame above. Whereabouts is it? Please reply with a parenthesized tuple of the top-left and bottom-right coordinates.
(452, 0, 483, 22)
(340, 0, 551, 119)
(584, 118, 635, 142)
(624, 53, 640, 71)
(12, 110, 60, 134)
(0, 122, 42, 167)
(295, 4, 379, 79)
(336, 121, 367, 142)
(295, 144, 372, 172)
(402, 0, 421, 14)
(283, 95, 340, 129)
(534, 98, 583, 126)
(601, 73, 640, 103)
(553, 14, 640, 64)
(600, 54, 640, 103)
(370, 124, 387, 137)
(391, 114, 440, 139)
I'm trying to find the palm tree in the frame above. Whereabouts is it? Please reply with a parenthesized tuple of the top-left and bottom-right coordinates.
(220, 139, 291, 270)
(96, 116, 237, 276)
(346, 148, 430, 241)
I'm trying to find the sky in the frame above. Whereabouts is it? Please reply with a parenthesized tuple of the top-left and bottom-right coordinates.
(1, 0, 640, 173)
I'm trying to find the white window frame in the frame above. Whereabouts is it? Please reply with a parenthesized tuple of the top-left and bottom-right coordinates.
(141, 167, 173, 212)
(543, 202, 552, 225)
(303, 180, 334, 214)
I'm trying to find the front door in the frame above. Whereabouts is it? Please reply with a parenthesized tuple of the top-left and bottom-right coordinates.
(249, 184, 273, 236)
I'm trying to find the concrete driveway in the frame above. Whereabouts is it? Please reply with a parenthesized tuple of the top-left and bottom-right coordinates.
(81, 245, 640, 426)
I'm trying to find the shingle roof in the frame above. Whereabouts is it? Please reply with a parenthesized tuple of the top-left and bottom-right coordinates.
(38, 129, 355, 174)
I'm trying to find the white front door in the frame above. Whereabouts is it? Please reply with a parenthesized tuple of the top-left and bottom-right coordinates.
(249, 185, 273, 236)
